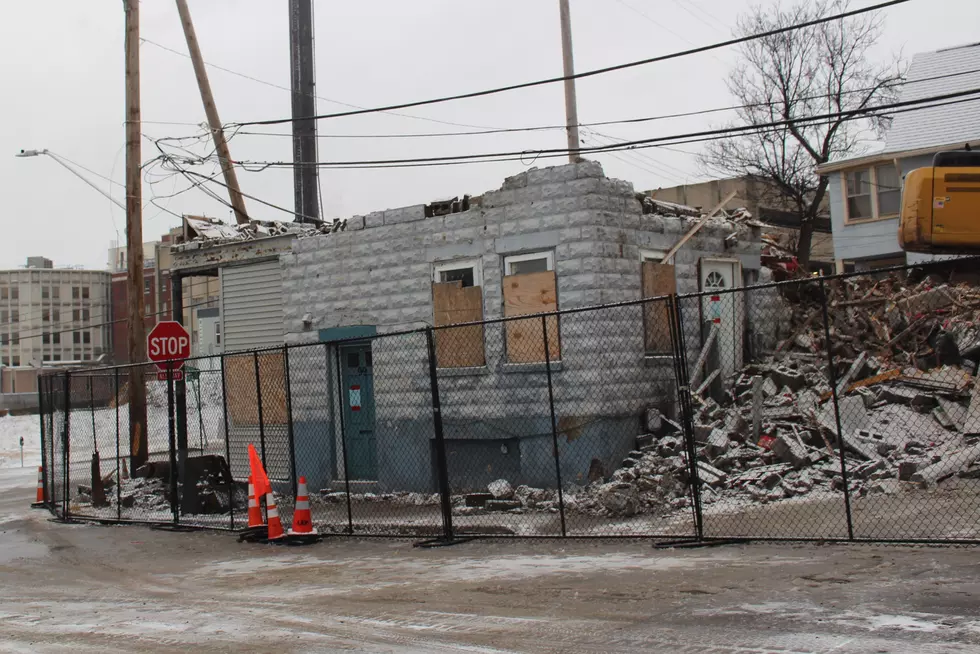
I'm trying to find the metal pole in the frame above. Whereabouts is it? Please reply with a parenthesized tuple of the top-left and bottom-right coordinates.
(166, 364, 179, 525)
(115, 368, 121, 521)
(288, 0, 320, 223)
(332, 344, 354, 534)
(673, 295, 704, 541)
(37, 379, 48, 505)
(173, 0, 251, 224)
(63, 370, 71, 519)
(541, 314, 567, 537)
(172, 277, 188, 511)
(818, 278, 855, 541)
(253, 352, 267, 468)
(283, 345, 298, 499)
(124, 0, 148, 471)
(219, 354, 235, 530)
(558, 0, 582, 163)
(195, 375, 206, 451)
(425, 329, 455, 542)
(88, 376, 96, 452)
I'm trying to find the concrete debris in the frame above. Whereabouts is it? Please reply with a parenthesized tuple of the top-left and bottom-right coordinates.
(488, 479, 515, 500)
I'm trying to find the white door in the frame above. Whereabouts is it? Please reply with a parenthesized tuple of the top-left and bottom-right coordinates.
(699, 258, 743, 382)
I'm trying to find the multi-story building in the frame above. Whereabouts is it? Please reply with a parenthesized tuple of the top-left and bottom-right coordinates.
(108, 223, 220, 363)
(0, 257, 112, 370)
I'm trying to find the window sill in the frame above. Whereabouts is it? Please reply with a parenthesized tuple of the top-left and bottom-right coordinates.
(843, 213, 899, 226)
(436, 365, 491, 377)
(501, 361, 563, 374)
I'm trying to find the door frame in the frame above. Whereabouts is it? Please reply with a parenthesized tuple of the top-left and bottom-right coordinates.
(336, 341, 378, 481)
(697, 257, 744, 380)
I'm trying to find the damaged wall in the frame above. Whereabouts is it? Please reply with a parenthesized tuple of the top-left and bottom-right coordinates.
(280, 161, 762, 492)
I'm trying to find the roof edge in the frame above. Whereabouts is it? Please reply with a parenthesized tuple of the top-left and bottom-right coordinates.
(816, 138, 980, 174)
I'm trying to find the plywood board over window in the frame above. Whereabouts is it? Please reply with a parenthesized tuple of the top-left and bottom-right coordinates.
(224, 352, 288, 426)
(503, 270, 560, 363)
(642, 261, 676, 354)
(433, 281, 486, 368)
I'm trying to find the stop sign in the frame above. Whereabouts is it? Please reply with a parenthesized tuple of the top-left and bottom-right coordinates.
(147, 321, 191, 372)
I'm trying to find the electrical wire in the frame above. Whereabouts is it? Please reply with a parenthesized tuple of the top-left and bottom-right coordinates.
(229, 0, 913, 127)
(140, 37, 499, 131)
(219, 89, 980, 170)
(223, 67, 980, 143)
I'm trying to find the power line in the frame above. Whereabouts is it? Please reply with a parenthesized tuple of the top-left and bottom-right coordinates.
(220, 89, 980, 170)
(140, 37, 499, 131)
(174, 66, 978, 144)
(230, 0, 913, 127)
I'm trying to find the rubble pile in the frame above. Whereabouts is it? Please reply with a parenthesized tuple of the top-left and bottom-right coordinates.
(317, 491, 441, 507)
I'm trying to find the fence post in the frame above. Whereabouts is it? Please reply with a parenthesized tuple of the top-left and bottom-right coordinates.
(253, 351, 267, 468)
(166, 364, 179, 526)
(330, 343, 354, 535)
(88, 376, 96, 453)
(63, 370, 71, 520)
(220, 354, 235, 531)
(818, 277, 855, 541)
(425, 328, 456, 544)
(541, 314, 567, 537)
(283, 345, 298, 499)
(670, 295, 704, 541)
(36, 377, 48, 508)
(115, 368, 121, 521)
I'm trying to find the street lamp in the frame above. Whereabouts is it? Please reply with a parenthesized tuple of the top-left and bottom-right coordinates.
(16, 149, 126, 210)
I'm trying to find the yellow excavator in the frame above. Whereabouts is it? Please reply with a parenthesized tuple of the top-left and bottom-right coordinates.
(899, 148, 980, 254)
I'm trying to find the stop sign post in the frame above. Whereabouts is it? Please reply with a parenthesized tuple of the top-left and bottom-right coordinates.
(148, 321, 191, 381)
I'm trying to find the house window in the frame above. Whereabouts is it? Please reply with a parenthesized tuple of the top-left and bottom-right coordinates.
(10, 333, 18, 345)
(82, 287, 90, 300)
(144, 279, 151, 294)
(640, 250, 676, 355)
(42, 286, 49, 299)
(42, 309, 50, 322)
(502, 251, 559, 363)
(0, 334, 7, 346)
(215, 321, 221, 346)
(0, 310, 6, 323)
(83, 331, 91, 344)
(82, 308, 90, 322)
(432, 259, 485, 368)
(11, 310, 18, 323)
(844, 163, 901, 223)
(73, 309, 80, 322)
(434, 260, 482, 288)
(10, 287, 18, 300)
(52, 286, 60, 300)
(53, 332, 60, 345)
(504, 251, 555, 276)
(53, 309, 60, 323)
(73, 332, 81, 344)
(11, 356, 19, 367)
(72, 287, 80, 300)
(0, 287, 6, 300)
(42, 333, 50, 345)
(42, 355, 50, 363)
(53, 354, 61, 362)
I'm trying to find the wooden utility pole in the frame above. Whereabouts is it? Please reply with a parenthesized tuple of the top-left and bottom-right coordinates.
(558, 0, 583, 164)
(289, 0, 320, 223)
(174, 0, 250, 225)
(124, 0, 148, 469)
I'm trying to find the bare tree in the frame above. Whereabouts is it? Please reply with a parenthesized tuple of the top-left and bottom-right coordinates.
(701, 0, 904, 268)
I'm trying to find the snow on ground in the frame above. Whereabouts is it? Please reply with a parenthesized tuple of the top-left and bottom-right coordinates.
(0, 414, 41, 470)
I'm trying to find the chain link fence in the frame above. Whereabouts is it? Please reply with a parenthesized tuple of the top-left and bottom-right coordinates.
(38, 258, 980, 543)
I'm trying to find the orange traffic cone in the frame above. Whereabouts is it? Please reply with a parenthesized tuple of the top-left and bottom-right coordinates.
(33, 467, 44, 505)
(247, 476, 265, 529)
(266, 492, 285, 541)
(288, 476, 318, 540)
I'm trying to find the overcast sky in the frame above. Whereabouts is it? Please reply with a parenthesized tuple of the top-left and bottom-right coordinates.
(2, 0, 978, 270)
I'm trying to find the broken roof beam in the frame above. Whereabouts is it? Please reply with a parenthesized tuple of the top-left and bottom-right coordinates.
(662, 190, 739, 264)
(689, 323, 719, 389)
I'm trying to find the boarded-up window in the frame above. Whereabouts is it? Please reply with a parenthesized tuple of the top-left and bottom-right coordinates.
(503, 270, 560, 363)
(224, 352, 288, 426)
(642, 261, 676, 354)
(433, 281, 486, 368)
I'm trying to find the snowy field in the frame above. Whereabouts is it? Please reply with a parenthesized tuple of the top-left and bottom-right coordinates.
(0, 413, 41, 470)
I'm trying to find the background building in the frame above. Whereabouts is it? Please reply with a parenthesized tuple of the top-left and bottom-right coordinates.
(816, 42, 980, 272)
(0, 257, 111, 404)
(108, 223, 220, 363)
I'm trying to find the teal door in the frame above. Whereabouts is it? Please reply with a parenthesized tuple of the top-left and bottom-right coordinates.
(340, 343, 377, 480)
